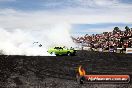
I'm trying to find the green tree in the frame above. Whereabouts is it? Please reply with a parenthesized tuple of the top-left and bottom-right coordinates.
(125, 26, 130, 32)
(113, 27, 120, 34)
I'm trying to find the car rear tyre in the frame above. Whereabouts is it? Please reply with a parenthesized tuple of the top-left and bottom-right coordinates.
(67, 52, 71, 56)
(55, 54, 59, 56)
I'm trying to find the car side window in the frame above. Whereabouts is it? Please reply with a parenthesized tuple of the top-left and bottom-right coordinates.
(54, 47, 61, 50)
(59, 47, 63, 50)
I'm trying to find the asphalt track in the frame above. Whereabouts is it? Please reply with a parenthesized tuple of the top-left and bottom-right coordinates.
(0, 50, 132, 88)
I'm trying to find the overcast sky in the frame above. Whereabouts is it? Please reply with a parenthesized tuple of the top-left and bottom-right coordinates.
(0, 0, 132, 36)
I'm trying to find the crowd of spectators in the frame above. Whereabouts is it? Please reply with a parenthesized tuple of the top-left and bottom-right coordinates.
(72, 26, 132, 53)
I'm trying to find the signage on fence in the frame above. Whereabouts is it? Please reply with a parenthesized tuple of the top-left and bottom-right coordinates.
(126, 48, 132, 54)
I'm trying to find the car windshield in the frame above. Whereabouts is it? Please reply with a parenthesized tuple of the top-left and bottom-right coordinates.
(54, 47, 60, 49)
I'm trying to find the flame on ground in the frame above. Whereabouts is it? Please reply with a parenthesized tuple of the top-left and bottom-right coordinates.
(78, 66, 86, 76)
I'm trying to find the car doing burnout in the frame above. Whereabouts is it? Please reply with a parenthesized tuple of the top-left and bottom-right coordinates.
(47, 46, 76, 56)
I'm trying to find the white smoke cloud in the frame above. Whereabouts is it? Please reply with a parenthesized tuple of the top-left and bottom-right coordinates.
(0, 23, 75, 56)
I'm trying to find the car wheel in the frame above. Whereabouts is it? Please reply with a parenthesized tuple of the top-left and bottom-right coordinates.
(67, 52, 71, 56)
(55, 54, 59, 56)
(71, 52, 76, 56)
(51, 52, 55, 55)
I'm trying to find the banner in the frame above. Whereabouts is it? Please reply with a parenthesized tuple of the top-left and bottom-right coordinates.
(126, 48, 132, 54)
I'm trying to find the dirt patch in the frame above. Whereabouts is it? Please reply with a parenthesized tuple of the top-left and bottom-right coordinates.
(0, 51, 132, 88)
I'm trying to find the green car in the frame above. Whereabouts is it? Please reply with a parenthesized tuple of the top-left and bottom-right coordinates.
(47, 46, 76, 56)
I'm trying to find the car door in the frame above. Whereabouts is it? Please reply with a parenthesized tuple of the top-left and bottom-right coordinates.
(54, 47, 60, 54)
(58, 47, 65, 55)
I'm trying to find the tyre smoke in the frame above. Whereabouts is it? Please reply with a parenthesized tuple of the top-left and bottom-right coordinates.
(0, 23, 75, 56)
